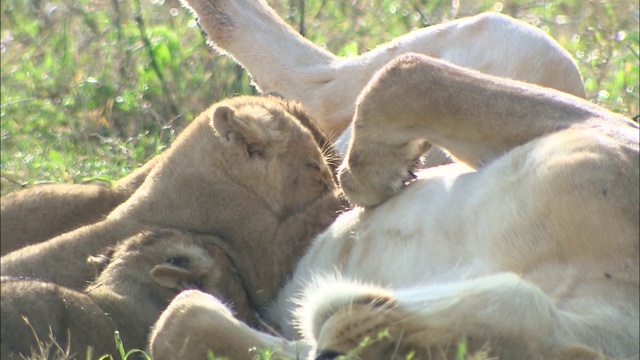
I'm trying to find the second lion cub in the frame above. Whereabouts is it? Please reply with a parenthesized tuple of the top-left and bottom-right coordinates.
(1, 229, 249, 359)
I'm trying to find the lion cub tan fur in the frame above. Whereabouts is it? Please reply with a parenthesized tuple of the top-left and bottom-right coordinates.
(0, 229, 249, 359)
(1, 95, 346, 312)
(1, 157, 157, 256)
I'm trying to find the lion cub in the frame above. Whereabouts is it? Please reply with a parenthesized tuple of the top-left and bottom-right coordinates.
(1, 229, 251, 359)
(1, 95, 346, 312)
(0, 157, 157, 256)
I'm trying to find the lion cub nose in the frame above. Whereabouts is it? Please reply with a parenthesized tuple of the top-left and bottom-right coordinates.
(315, 350, 344, 360)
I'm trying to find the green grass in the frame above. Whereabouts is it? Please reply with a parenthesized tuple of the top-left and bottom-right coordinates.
(1, 0, 638, 195)
(22, 328, 295, 360)
(19, 328, 152, 360)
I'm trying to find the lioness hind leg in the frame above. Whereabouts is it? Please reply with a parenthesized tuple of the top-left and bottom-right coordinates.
(182, 0, 586, 148)
(340, 53, 637, 207)
(303, 274, 610, 360)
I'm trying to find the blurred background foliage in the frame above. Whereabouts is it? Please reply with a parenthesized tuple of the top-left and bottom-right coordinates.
(1, 0, 638, 194)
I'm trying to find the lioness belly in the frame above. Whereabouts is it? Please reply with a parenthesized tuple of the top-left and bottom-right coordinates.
(274, 134, 635, 338)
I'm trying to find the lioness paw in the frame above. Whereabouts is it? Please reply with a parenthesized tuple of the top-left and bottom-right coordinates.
(339, 141, 424, 208)
(338, 165, 406, 208)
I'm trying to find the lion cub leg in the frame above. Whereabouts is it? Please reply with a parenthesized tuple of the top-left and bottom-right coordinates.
(339, 53, 636, 207)
(0, 155, 157, 256)
(150, 290, 308, 360)
(1, 183, 127, 256)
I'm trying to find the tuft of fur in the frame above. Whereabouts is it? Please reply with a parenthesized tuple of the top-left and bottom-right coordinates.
(292, 274, 397, 346)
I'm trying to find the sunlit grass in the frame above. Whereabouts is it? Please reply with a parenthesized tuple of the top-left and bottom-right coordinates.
(19, 328, 152, 360)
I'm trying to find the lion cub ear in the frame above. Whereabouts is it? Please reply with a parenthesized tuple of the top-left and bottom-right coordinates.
(211, 104, 287, 157)
(150, 264, 200, 291)
(211, 105, 241, 141)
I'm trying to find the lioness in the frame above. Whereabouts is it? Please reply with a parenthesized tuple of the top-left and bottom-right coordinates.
(149, 55, 639, 359)
(1, 229, 249, 359)
(181, 0, 586, 156)
(1, 95, 346, 312)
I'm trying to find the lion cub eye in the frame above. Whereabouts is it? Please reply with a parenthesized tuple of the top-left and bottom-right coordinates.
(247, 145, 266, 158)
(305, 162, 321, 171)
(166, 256, 190, 268)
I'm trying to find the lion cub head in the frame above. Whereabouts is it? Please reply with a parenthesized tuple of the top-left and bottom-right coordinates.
(112, 95, 339, 232)
(210, 96, 339, 217)
(103, 96, 344, 307)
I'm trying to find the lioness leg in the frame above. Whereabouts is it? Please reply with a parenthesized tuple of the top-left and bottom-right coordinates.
(181, 0, 585, 145)
(339, 53, 637, 207)
(305, 274, 609, 359)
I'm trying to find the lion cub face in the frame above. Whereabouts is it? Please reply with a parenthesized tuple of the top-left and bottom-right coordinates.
(211, 96, 338, 217)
